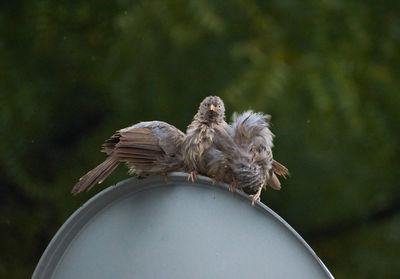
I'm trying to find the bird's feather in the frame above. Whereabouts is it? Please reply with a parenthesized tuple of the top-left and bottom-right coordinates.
(72, 121, 184, 194)
(230, 110, 288, 193)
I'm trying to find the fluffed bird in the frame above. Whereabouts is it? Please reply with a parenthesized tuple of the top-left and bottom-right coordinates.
(230, 111, 289, 205)
(182, 96, 233, 183)
(71, 121, 185, 194)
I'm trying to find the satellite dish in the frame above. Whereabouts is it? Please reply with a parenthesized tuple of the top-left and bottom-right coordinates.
(33, 173, 334, 279)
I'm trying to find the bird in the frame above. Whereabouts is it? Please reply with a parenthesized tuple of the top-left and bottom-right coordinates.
(182, 96, 235, 184)
(230, 111, 289, 205)
(183, 96, 288, 205)
(71, 121, 185, 194)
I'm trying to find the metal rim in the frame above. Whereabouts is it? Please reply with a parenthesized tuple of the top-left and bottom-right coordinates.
(33, 172, 334, 279)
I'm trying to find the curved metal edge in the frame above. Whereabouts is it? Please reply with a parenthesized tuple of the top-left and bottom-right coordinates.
(32, 172, 334, 279)
(253, 193, 335, 279)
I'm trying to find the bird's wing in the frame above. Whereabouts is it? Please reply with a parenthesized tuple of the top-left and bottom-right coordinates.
(72, 121, 184, 194)
(106, 126, 163, 164)
(105, 121, 185, 169)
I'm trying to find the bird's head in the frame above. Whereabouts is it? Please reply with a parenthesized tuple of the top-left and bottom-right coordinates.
(197, 96, 225, 124)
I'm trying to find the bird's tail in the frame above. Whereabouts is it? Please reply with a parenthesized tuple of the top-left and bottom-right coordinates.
(267, 160, 289, 190)
(272, 160, 289, 178)
(71, 156, 120, 195)
(267, 173, 281, 190)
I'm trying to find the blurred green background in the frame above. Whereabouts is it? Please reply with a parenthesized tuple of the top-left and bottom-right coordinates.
(1, 0, 399, 278)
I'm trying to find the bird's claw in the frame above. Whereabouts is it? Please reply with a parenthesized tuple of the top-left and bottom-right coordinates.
(228, 183, 236, 193)
(249, 188, 262, 206)
(249, 194, 260, 206)
(188, 171, 198, 182)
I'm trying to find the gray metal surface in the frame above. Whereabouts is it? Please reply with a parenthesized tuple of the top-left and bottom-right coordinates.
(33, 173, 334, 279)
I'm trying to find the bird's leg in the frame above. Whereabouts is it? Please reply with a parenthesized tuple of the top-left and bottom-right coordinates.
(249, 187, 263, 206)
(229, 178, 238, 193)
(188, 170, 198, 182)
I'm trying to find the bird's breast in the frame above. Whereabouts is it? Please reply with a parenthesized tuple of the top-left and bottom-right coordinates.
(184, 125, 215, 170)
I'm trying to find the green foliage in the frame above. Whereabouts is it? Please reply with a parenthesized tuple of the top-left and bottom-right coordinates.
(1, 0, 399, 278)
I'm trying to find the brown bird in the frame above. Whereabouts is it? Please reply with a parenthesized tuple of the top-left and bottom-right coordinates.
(230, 111, 289, 205)
(71, 121, 185, 194)
(182, 96, 234, 184)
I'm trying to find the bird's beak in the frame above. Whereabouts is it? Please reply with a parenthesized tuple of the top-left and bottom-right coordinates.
(208, 104, 216, 111)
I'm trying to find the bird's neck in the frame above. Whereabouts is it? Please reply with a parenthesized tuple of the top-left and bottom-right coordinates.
(195, 117, 222, 127)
